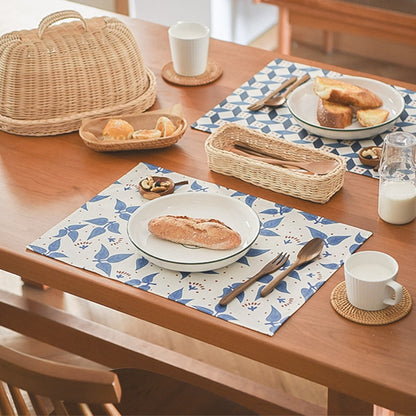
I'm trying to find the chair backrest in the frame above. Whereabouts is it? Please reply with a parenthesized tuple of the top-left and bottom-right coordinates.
(0, 344, 122, 416)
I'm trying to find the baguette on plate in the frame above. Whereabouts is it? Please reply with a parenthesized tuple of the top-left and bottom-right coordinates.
(148, 215, 241, 250)
(314, 76, 382, 109)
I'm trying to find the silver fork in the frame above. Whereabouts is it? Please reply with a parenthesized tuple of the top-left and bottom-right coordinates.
(218, 252, 289, 306)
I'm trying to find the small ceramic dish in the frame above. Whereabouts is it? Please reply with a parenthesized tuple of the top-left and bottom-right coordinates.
(79, 112, 187, 152)
(358, 146, 382, 167)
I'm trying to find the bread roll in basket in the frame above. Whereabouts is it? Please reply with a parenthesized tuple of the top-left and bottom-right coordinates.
(79, 108, 187, 152)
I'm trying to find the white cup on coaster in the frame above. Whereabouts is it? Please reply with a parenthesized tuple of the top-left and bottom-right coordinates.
(168, 21, 210, 77)
(344, 251, 402, 311)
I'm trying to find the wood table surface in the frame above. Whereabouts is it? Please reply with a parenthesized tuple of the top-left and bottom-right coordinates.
(1, 1, 415, 414)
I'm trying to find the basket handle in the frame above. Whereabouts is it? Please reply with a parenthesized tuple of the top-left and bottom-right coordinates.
(38, 10, 88, 38)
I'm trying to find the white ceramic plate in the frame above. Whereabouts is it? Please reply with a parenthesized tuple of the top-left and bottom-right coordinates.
(287, 76, 405, 140)
(127, 193, 260, 272)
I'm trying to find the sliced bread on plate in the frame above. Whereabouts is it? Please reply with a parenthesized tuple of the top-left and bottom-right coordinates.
(317, 99, 352, 128)
(356, 108, 389, 127)
(314, 76, 382, 109)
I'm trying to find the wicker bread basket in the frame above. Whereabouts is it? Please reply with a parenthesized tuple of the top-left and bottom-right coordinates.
(205, 123, 346, 203)
(80, 111, 187, 152)
(0, 10, 157, 136)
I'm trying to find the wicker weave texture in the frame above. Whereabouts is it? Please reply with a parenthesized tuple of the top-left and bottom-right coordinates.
(80, 112, 187, 152)
(0, 10, 156, 136)
(205, 124, 346, 204)
(331, 282, 412, 325)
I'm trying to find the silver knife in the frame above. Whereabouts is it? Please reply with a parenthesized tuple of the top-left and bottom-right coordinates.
(247, 76, 297, 111)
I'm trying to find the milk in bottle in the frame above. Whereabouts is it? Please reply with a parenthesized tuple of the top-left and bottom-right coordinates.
(378, 132, 416, 225)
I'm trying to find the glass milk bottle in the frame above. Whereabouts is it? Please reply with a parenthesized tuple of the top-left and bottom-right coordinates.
(378, 132, 416, 225)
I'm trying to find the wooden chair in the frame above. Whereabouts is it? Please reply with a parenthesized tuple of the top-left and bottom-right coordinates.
(0, 344, 257, 415)
(0, 287, 326, 415)
(0, 343, 122, 415)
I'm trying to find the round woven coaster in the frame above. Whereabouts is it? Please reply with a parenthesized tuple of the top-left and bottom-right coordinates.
(161, 60, 222, 86)
(331, 281, 412, 325)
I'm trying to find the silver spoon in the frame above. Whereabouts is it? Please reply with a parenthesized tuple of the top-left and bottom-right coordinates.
(264, 74, 311, 108)
(260, 238, 324, 297)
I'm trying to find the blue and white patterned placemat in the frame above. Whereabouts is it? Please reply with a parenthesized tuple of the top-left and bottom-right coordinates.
(192, 58, 416, 178)
(28, 162, 372, 335)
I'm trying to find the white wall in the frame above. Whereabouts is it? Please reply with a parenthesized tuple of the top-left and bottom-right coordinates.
(129, 0, 278, 45)
(129, 0, 211, 28)
(73, 0, 115, 11)
(211, 0, 278, 45)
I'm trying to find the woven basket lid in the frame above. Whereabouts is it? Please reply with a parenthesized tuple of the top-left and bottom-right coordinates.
(0, 10, 157, 136)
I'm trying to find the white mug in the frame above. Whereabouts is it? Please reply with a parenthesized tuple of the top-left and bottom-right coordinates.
(344, 251, 403, 311)
(168, 21, 210, 77)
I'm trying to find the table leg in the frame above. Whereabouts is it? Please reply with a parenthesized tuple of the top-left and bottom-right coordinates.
(327, 389, 373, 416)
(115, 0, 129, 15)
(323, 31, 334, 54)
(278, 6, 291, 55)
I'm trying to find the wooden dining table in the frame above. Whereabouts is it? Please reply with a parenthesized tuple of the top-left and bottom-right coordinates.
(0, 1, 415, 415)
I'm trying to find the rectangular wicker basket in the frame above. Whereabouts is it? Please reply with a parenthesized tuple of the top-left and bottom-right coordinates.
(205, 123, 346, 203)
(0, 10, 157, 136)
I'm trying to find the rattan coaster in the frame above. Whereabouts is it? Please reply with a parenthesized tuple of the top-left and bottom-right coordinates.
(331, 281, 412, 325)
(162, 60, 222, 86)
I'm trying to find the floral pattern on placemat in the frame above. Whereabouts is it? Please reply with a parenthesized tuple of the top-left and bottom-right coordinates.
(191, 58, 416, 178)
(27, 162, 372, 335)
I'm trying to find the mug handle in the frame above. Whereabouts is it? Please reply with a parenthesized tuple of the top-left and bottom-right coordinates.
(383, 280, 403, 306)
